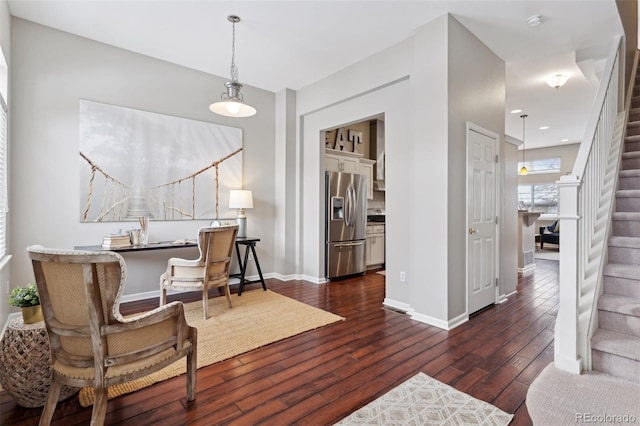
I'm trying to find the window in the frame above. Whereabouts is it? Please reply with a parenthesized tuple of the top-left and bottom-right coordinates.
(0, 97, 6, 259)
(518, 183, 558, 214)
(517, 157, 561, 174)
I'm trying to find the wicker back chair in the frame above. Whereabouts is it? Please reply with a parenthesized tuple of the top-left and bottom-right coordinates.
(27, 245, 197, 426)
(160, 225, 238, 319)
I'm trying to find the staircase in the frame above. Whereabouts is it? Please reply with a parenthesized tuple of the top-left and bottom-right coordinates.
(590, 88, 640, 384)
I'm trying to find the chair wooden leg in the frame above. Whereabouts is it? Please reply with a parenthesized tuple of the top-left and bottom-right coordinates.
(38, 379, 62, 426)
(186, 334, 197, 401)
(91, 387, 108, 426)
(160, 287, 167, 306)
(202, 290, 209, 319)
(224, 284, 232, 308)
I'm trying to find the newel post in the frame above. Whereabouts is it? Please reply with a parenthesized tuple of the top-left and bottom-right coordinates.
(554, 175, 583, 374)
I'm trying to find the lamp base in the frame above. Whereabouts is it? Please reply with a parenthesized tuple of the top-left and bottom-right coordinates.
(236, 216, 247, 238)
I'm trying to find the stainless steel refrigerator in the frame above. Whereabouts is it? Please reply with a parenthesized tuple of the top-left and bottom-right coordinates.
(325, 171, 367, 279)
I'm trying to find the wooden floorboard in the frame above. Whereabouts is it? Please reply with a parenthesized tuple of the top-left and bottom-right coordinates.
(0, 259, 559, 425)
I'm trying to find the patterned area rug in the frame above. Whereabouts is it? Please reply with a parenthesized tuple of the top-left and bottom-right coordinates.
(79, 289, 344, 406)
(335, 372, 513, 425)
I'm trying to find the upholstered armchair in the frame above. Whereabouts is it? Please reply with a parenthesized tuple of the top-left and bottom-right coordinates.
(539, 221, 560, 249)
(27, 246, 197, 426)
(160, 225, 238, 319)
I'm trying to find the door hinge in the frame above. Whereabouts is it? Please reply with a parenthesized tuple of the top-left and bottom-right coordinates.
(495, 155, 499, 163)
(495, 278, 499, 287)
(495, 216, 499, 225)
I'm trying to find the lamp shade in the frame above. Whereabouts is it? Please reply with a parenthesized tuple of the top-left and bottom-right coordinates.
(229, 190, 253, 209)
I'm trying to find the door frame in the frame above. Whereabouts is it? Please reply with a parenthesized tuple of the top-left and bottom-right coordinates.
(465, 122, 500, 315)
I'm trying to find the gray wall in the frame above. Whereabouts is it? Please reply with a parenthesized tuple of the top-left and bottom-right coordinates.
(297, 14, 506, 328)
(8, 18, 276, 311)
(446, 15, 505, 318)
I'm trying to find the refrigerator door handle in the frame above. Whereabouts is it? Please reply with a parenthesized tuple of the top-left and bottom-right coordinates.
(345, 184, 356, 227)
(344, 185, 352, 227)
(334, 241, 365, 248)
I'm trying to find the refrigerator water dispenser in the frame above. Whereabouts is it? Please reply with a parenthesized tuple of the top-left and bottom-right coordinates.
(331, 196, 344, 220)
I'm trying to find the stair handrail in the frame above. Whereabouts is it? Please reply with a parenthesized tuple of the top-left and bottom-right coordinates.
(554, 35, 623, 374)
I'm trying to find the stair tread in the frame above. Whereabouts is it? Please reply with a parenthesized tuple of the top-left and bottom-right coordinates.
(625, 134, 640, 142)
(616, 189, 640, 197)
(604, 263, 640, 280)
(609, 236, 640, 249)
(619, 169, 640, 177)
(627, 120, 640, 128)
(592, 329, 640, 361)
(612, 212, 640, 220)
(622, 151, 640, 159)
(598, 294, 640, 316)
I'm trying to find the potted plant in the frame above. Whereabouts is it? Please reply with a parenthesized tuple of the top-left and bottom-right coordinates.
(8, 283, 43, 324)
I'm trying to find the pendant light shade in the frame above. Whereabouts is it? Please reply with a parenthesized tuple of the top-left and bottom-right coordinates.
(209, 15, 256, 118)
(519, 114, 528, 176)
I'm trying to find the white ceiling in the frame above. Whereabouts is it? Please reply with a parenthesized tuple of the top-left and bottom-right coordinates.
(7, 0, 625, 150)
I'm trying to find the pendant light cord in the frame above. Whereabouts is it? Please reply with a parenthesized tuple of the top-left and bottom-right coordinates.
(521, 114, 527, 163)
(230, 17, 238, 83)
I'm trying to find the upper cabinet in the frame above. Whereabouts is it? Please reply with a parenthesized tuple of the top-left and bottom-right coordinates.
(325, 149, 361, 174)
(325, 149, 375, 200)
(359, 158, 375, 200)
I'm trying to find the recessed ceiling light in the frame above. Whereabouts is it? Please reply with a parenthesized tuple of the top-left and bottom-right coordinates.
(539, 126, 549, 130)
(527, 15, 543, 27)
(546, 74, 569, 89)
(561, 138, 569, 142)
(510, 109, 523, 114)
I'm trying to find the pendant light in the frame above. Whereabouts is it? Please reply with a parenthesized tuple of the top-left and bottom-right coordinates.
(519, 114, 528, 175)
(209, 15, 257, 118)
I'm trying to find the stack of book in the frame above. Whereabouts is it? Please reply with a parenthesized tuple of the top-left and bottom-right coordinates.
(102, 234, 131, 248)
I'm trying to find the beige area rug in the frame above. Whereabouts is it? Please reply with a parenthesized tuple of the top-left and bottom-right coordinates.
(79, 289, 344, 406)
(376, 270, 386, 276)
(335, 372, 513, 425)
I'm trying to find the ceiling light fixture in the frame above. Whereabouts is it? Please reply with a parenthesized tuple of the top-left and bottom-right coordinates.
(520, 114, 528, 176)
(546, 74, 569, 89)
(209, 15, 257, 118)
(527, 15, 543, 27)
(539, 126, 549, 130)
(510, 109, 523, 114)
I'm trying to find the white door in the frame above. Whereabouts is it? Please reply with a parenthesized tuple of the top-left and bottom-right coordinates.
(467, 125, 498, 314)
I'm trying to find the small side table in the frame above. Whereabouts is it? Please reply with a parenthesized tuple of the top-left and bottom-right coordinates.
(232, 237, 267, 296)
(0, 317, 77, 407)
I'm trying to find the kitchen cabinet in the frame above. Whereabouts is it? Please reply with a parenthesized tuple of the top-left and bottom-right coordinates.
(359, 158, 375, 200)
(325, 149, 361, 173)
(366, 223, 385, 267)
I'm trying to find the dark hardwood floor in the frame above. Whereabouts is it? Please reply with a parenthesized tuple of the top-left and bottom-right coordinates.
(1, 260, 559, 425)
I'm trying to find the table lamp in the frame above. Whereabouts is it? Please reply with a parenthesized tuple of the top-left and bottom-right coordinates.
(229, 190, 253, 238)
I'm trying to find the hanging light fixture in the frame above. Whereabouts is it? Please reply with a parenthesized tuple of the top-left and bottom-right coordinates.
(209, 15, 257, 118)
(519, 114, 528, 175)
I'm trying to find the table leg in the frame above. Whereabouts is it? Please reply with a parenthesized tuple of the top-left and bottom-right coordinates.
(249, 244, 267, 291)
(237, 243, 251, 296)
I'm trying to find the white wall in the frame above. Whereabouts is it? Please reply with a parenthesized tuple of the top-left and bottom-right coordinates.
(8, 18, 276, 309)
(0, 0, 10, 324)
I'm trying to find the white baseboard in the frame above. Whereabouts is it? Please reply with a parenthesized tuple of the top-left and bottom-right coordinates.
(384, 298, 468, 330)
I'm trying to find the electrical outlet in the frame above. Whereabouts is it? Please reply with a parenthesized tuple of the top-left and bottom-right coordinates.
(400, 272, 406, 282)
